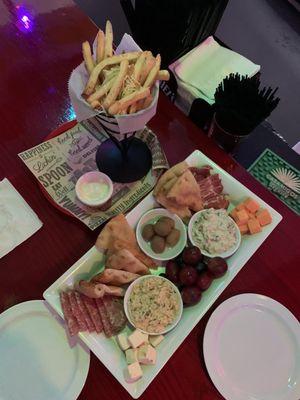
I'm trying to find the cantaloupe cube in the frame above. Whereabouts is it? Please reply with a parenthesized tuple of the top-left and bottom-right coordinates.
(236, 209, 249, 225)
(248, 218, 262, 234)
(248, 212, 256, 220)
(244, 198, 260, 213)
(256, 209, 272, 226)
(238, 224, 249, 234)
(236, 203, 246, 211)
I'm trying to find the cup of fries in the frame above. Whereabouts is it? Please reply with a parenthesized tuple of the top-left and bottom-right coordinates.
(68, 21, 170, 136)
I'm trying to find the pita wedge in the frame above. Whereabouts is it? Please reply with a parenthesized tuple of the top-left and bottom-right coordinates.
(108, 239, 157, 269)
(156, 191, 191, 220)
(153, 161, 188, 196)
(106, 249, 149, 275)
(77, 280, 125, 298)
(167, 169, 203, 211)
(92, 268, 140, 286)
(96, 214, 136, 251)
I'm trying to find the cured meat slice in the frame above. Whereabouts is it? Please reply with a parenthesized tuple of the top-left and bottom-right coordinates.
(68, 291, 87, 331)
(74, 291, 95, 332)
(189, 165, 212, 182)
(60, 292, 79, 336)
(203, 195, 229, 210)
(102, 296, 127, 335)
(82, 295, 103, 334)
(95, 298, 113, 337)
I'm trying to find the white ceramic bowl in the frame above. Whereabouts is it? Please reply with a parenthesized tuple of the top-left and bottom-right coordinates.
(136, 208, 187, 261)
(124, 275, 183, 335)
(75, 171, 113, 207)
(188, 209, 241, 258)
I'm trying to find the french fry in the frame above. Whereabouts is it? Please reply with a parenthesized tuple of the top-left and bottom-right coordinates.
(108, 87, 150, 115)
(140, 52, 156, 85)
(84, 52, 141, 95)
(104, 20, 113, 58)
(157, 70, 170, 81)
(90, 100, 101, 109)
(143, 93, 154, 109)
(82, 41, 94, 75)
(87, 77, 115, 103)
(96, 30, 105, 63)
(103, 59, 129, 109)
(133, 52, 147, 82)
(129, 102, 138, 114)
(144, 54, 161, 88)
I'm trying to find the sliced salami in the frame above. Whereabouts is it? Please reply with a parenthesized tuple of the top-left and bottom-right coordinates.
(74, 291, 95, 333)
(95, 298, 113, 337)
(60, 292, 79, 336)
(102, 295, 127, 335)
(82, 295, 103, 334)
(68, 291, 87, 331)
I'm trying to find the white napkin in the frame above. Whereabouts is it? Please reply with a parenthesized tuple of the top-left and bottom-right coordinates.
(171, 36, 260, 107)
(0, 179, 43, 259)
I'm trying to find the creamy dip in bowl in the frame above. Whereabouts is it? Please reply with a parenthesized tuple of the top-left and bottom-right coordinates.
(188, 208, 241, 258)
(124, 275, 183, 335)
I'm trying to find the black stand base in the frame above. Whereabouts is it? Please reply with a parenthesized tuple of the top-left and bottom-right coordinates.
(96, 137, 152, 183)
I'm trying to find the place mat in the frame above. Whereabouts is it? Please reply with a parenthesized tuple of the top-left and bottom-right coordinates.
(18, 122, 168, 230)
(248, 149, 300, 215)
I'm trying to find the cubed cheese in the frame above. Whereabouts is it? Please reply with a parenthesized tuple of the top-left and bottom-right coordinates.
(244, 198, 260, 213)
(128, 330, 148, 349)
(117, 333, 130, 351)
(236, 203, 246, 211)
(149, 335, 164, 347)
(125, 348, 138, 364)
(137, 344, 156, 365)
(236, 209, 249, 224)
(248, 218, 262, 234)
(229, 209, 238, 222)
(125, 362, 143, 383)
(238, 224, 249, 235)
(256, 209, 272, 226)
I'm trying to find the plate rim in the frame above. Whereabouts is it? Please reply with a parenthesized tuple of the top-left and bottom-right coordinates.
(0, 300, 90, 400)
(203, 293, 300, 400)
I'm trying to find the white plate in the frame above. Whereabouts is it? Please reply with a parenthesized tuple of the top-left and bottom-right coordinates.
(203, 294, 300, 400)
(44, 150, 282, 399)
(0, 300, 90, 400)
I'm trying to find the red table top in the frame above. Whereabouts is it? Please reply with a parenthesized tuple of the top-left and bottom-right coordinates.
(0, 1, 299, 399)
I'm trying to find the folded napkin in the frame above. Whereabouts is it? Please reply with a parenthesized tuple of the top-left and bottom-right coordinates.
(0, 179, 43, 259)
(172, 36, 260, 107)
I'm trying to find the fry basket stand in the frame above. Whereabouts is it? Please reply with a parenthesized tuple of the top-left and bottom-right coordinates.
(94, 113, 152, 183)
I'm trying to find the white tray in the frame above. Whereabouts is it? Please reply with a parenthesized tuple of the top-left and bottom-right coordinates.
(44, 150, 282, 398)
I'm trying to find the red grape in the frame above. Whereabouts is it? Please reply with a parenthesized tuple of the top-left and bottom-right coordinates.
(165, 260, 179, 283)
(182, 246, 202, 265)
(197, 271, 212, 291)
(195, 261, 207, 274)
(179, 266, 198, 286)
(181, 286, 202, 306)
(207, 257, 228, 278)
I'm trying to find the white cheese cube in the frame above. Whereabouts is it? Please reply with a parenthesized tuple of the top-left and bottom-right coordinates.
(128, 330, 148, 349)
(117, 333, 130, 351)
(125, 362, 143, 383)
(149, 335, 164, 347)
(137, 344, 156, 365)
(125, 348, 138, 364)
